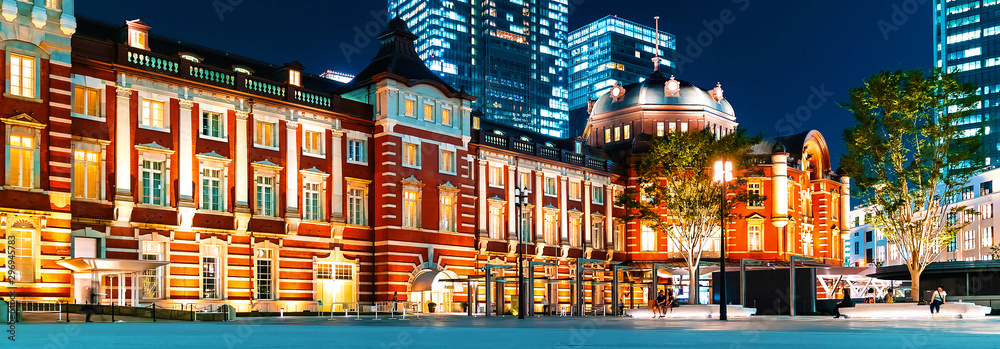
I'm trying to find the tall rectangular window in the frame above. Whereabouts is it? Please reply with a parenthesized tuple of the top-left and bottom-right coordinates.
(347, 138, 367, 163)
(569, 216, 581, 247)
(489, 205, 504, 239)
(623, 124, 631, 139)
(73, 86, 101, 117)
(423, 103, 434, 122)
(983, 226, 994, 248)
(46, 0, 60, 10)
(201, 168, 223, 211)
(405, 99, 415, 117)
(200, 111, 224, 138)
(748, 224, 763, 251)
(288, 70, 301, 86)
(964, 230, 976, 250)
(11, 230, 34, 282)
(9, 54, 35, 98)
(520, 210, 533, 243)
(73, 149, 101, 200)
(680, 122, 689, 132)
(255, 249, 274, 300)
(614, 127, 621, 141)
(304, 130, 323, 156)
(403, 143, 420, 167)
(254, 120, 276, 147)
(442, 108, 452, 125)
(748, 182, 763, 207)
(256, 176, 275, 216)
(403, 190, 420, 228)
(641, 226, 656, 252)
(656, 122, 665, 137)
(593, 221, 605, 249)
(440, 150, 456, 174)
(569, 181, 581, 200)
(348, 187, 367, 226)
(440, 195, 456, 232)
(303, 182, 322, 221)
(141, 241, 164, 299)
(9, 135, 34, 189)
(141, 160, 165, 205)
(981, 203, 993, 219)
(519, 172, 531, 191)
(982, 181, 994, 196)
(604, 129, 611, 143)
(544, 213, 559, 245)
(669, 122, 677, 133)
(202, 255, 220, 299)
(141, 100, 165, 128)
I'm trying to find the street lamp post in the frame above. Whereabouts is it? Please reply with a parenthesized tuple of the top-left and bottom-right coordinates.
(714, 159, 733, 321)
(515, 186, 529, 319)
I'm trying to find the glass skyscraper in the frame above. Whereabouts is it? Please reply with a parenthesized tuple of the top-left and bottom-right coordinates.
(934, 0, 1000, 166)
(388, 0, 570, 138)
(568, 15, 676, 111)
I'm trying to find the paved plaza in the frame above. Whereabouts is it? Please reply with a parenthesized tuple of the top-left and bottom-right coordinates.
(10, 314, 1000, 349)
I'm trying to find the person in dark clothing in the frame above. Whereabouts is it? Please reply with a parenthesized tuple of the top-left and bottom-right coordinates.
(82, 287, 99, 322)
(665, 288, 675, 313)
(833, 288, 854, 319)
(392, 291, 398, 313)
(655, 291, 667, 318)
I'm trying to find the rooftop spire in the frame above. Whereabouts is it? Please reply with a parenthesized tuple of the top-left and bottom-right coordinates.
(652, 16, 661, 72)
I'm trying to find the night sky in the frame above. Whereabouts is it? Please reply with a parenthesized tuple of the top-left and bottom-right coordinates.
(80, 0, 932, 169)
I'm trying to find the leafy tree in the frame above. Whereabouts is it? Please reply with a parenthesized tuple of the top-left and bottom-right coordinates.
(615, 128, 762, 304)
(841, 69, 982, 301)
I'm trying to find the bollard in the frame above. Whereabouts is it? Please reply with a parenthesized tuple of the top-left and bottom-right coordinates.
(191, 304, 195, 322)
(65, 301, 70, 323)
(280, 308, 284, 318)
(152, 304, 156, 323)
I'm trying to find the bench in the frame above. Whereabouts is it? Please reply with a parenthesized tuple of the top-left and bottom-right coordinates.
(839, 302, 991, 319)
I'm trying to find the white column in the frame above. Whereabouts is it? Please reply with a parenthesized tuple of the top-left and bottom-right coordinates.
(114, 86, 133, 198)
(234, 111, 250, 209)
(331, 129, 345, 221)
(286, 121, 299, 216)
(507, 165, 516, 240)
(606, 185, 613, 249)
(583, 181, 592, 247)
(560, 177, 568, 243)
(535, 172, 543, 240)
(178, 100, 195, 203)
(478, 159, 488, 237)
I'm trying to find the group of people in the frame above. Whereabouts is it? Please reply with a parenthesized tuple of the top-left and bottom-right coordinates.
(833, 285, 948, 319)
(649, 288, 676, 317)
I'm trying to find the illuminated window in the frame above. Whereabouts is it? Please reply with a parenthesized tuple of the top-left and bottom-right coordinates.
(141, 100, 165, 129)
(405, 99, 415, 117)
(73, 86, 101, 117)
(424, 103, 435, 122)
(964, 230, 976, 250)
(593, 220, 605, 249)
(304, 130, 324, 156)
(9, 54, 35, 98)
(569, 181, 581, 200)
(748, 224, 763, 251)
(981, 203, 994, 219)
(656, 122, 665, 136)
(303, 182, 323, 221)
(614, 127, 621, 141)
(141, 160, 166, 205)
(254, 120, 276, 147)
(669, 122, 676, 133)
(403, 142, 420, 167)
(201, 245, 222, 299)
(201, 111, 224, 138)
(641, 226, 656, 252)
(201, 168, 223, 211)
(569, 215, 581, 247)
(489, 165, 504, 187)
(519, 172, 531, 191)
(604, 129, 611, 143)
(403, 190, 420, 228)
(544, 212, 559, 245)
(680, 122, 689, 132)
(9, 134, 35, 188)
(140, 241, 164, 299)
(255, 248, 275, 300)
(489, 205, 504, 240)
(46, 0, 60, 10)
(73, 149, 101, 200)
(440, 150, 456, 174)
(440, 195, 457, 232)
(544, 177, 557, 196)
(129, 30, 147, 50)
(983, 226, 994, 248)
(442, 108, 452, 125)
(289, 70, 301, 87)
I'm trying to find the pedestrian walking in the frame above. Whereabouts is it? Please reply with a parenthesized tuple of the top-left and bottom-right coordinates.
(930, 286, 947, 315)
(392, 291, 398, 313)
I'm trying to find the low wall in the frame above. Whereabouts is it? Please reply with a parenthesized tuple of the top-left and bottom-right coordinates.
(625, 305, 756, 319)
(839, 302, 991, 319)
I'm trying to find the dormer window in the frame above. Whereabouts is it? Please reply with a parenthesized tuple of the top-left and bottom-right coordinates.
(575, 142, 583, 154)
(180, 54, 201, 63)
(125, 19, 150, 50)
(520, 136, 531, 142)
(289, 70, 301, 87)
(233, 66, 253, 75)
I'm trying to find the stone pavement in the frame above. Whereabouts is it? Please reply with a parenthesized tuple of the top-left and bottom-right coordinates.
(10, 314, 1000, 349)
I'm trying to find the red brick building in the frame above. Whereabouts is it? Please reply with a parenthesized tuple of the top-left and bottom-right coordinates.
(1, 2, 847, 313)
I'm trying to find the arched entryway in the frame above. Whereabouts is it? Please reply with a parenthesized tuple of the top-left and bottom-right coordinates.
(408, 268, 459, 313)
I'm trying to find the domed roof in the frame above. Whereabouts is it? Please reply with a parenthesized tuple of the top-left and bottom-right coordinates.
(590, 71, 735, 116)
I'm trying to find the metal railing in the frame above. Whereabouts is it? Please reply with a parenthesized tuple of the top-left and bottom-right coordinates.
(14, 300, 63, 322)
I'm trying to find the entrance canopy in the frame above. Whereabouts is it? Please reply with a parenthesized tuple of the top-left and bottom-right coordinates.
(56, 258, 169, 275)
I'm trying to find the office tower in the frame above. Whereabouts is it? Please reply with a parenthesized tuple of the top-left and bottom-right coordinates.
(568, 15, 676, 112)
(388, 0, 570, 137)
(934, 0, 1000, 166)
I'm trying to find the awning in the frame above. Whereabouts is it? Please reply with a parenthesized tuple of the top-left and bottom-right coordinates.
(56, 258, 169, 274)
(411, 270, 444, 292)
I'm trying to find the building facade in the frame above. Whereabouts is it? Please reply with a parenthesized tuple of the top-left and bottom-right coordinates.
(568, 15, 676, 112)
(388, 0, 570, 138)
(934, 0, 1000, 165)
(2, 1, 849, 314)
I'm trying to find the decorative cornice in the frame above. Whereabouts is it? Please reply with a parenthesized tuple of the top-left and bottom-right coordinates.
(178, 99, 194, 109)
(115, 86, 133, 98)
(1, 113, 46, 129)
(235, 111, 250, 120)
